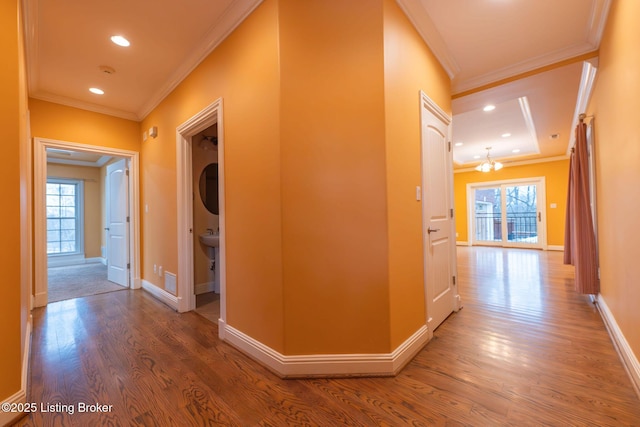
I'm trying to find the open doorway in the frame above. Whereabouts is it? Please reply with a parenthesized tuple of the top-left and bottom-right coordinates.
(176, 99, 226, 331)
(192, 124, 221, 324)
(34, 138, 140, 307)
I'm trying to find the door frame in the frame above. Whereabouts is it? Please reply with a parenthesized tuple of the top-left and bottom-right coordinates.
(33, 137, 141, 307)
(176, 99, 226, 324)
(420, 91, 460, 339)
(466, 177, 547, 249)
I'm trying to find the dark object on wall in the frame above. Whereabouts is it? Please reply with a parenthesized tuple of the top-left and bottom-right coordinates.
(199, 163, 219, 215)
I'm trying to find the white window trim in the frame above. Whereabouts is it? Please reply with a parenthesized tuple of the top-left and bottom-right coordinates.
(46, 178, 84, 260)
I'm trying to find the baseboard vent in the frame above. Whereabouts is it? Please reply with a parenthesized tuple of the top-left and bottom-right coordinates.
(165, 271, 177, 295)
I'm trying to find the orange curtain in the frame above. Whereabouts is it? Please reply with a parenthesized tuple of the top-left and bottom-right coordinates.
(563, 121, 599, 294)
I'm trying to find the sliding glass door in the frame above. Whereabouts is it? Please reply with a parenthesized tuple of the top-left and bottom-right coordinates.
(470, 178, 545, 249)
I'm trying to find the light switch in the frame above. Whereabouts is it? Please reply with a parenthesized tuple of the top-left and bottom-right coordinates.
(550, 203, 557, 208)
(416, 186, 421, 201)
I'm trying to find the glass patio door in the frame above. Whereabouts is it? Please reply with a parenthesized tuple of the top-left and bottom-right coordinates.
(471, 178, 545, 249)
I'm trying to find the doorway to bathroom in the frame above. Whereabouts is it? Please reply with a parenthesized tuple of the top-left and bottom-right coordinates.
(176, 99, 226, 331)
(192, 124, 221, 324)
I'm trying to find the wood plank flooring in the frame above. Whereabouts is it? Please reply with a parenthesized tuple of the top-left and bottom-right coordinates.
(12, 247, 640, 426)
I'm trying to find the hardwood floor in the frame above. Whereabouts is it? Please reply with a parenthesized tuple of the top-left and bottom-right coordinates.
(195, 291, 221, 324)
(13, 247, 640, 426)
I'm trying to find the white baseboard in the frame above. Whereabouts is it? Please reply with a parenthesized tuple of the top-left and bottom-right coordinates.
(221, 323, 429, 378)
(456, 241, 469, 246)
(547, 245, 564, 251)
(596, 294, 640, 398)
(142, 280, 179, 311)
(0, 317, 31, 426)
(48, 255, 106, 268)
(195, 281, 215, 295)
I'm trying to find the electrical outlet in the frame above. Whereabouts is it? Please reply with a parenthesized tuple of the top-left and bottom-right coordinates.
(153, 264, 157, 274)
(158, 265, 163, 276)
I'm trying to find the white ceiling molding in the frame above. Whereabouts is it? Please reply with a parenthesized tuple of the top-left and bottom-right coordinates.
(454, 155, 570, 174)
(567, 60, 599, 155)
(400, 0, 611, 95)
(136, 0, 263, 120)
(22, 0, 39, 100)
(25, 0, 263, 122)
(31, 92, 140, 122)
(452, 42, 598, 95)
(586, 0, 612, 47)
(518, 96, 540, 155)
(394, 0, 460, 79)
(47, 155, 113, 168)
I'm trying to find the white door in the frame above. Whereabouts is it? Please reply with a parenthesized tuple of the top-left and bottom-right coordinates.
(106, 159, 129, 287)
(421, 93, 458, 333)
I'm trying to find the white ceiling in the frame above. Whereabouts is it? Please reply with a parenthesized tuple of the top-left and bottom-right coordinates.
(398, 0, 610, 169)
(28, 0, 610, 167)
(26, 0, 262, 121)
(47, 148, 112, 167)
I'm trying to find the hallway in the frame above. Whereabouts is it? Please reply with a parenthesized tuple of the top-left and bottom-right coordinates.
(13, 247, 640, 426)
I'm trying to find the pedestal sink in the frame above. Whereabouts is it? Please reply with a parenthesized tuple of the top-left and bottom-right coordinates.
(199, 232, 219, 247)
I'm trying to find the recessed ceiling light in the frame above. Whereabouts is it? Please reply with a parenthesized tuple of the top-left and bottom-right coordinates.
(550, 133, 560, 139)
(473, 155, 481, 159)
(512, 149, 521, 153)
(89, 87, 104, 95)
(110, 35, 130, 47)
(455, 142, 463, 146)
(501, 133, 511, 138)
(483, 105, 496, 112)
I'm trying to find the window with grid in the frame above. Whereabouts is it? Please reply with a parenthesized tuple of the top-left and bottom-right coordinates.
(46, 179, 83, 255)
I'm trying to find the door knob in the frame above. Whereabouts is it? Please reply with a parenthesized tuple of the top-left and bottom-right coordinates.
(427, 227, 440, 234)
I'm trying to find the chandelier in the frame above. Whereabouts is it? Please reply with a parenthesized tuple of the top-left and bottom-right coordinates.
(475, 147, 503, 172)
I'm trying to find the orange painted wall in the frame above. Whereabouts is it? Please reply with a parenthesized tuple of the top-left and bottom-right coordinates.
(382, 0, 452, 348)
(453, 160, 569, 246)
(29, 99, 140, 152)
(140, 0, 284, 350)
(587, 0, 640, 359)
(0, 0, 26, 405)
(279, 0, 390, 354)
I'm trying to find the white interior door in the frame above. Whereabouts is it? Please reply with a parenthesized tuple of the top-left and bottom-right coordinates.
(421, 93, 458, 333)
(106, 159, 129, 287)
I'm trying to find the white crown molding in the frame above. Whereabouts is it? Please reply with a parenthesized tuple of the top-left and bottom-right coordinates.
(451, 0, 609, 94)
(398, 0, 610, 95)
(394, 0, 460, 79)
(222, 323, 429, 378)
(453, 42, 599, 95)
(567, 61, 598, 155)
(519, 95, 541, 155)
(587, 0, 612, 47)
(47, 155, 112, 168)
(136, 0, 263, 120)
(30, 92, 140, 121)
(22, 0, 39, 101)
(25, 0, 262, 122)
(24, 1, 139, 121)
(454, 155, 570, 173)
